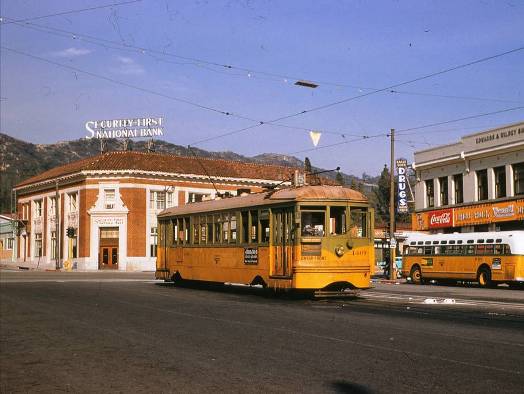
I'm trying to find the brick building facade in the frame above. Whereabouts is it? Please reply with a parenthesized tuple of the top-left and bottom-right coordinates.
(11, 151, 298, 271)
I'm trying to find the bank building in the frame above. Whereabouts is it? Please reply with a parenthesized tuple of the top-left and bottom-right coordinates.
(412, 121, 524, 233)
(11, 151, 298, 271)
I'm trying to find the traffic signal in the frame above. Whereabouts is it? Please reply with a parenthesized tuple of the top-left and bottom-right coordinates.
(66, 227, 75, 238)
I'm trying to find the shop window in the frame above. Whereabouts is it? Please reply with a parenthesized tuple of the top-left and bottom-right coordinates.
(453, 174, 463, 204)
(494, 166, 506, 198)
(476, 169, 488, 201)
(49, 197, 57, 217)
(150, 227, 158, 257)
(425, 179, 434, 208)
(51, 231, 57, 259)
(34, 200, 43, 217)
(105, 189, 115, 209)
(34, 233, 43, 257)
(514, 162, 524, 196)
(69, 192, 78, 212)
(439, 177, 448, 206)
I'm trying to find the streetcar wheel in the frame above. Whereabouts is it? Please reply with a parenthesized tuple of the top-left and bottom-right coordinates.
(410, 266, 422, 285)
(477, 268, 492, 288)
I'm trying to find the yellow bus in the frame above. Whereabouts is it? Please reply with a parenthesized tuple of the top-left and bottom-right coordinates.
(155, 185, 375, 292)
(402, 231, 524, 287)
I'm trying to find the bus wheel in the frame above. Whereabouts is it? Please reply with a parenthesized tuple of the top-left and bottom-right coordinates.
(410, 266, 423, 285)
(477, 267, 492, 288)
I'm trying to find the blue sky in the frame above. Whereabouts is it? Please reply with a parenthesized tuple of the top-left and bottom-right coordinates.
(1, 0, 523, 177)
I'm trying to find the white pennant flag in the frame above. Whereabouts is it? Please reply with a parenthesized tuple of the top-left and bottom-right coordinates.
(309, 130, 322, 147)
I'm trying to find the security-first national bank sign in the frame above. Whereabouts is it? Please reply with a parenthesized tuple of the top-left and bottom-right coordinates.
(85, 116, 163, 139)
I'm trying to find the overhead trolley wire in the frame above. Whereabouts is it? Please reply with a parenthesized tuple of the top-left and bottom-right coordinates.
(0, 0, 143, 25)
(288, 106, 524, 156)
(4, 17, 523, 106)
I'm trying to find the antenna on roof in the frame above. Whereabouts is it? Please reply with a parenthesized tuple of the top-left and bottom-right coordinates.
(187, 145, 221, 198)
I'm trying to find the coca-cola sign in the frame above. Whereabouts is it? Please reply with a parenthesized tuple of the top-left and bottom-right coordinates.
(428, 209, 453, 228)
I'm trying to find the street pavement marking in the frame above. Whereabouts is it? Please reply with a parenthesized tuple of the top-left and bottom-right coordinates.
(360, 291, 524, 310)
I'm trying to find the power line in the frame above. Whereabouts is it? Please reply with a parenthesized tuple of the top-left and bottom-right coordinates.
(287, 106, 524, 156)
(0, 46, 363, 142)
(5, 17, 523, 106)
(0, 46, 241, 118)
(396, 107, 524, 135)
(0, 0, 142, 25)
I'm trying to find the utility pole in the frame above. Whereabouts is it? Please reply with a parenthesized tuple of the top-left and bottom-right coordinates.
(389, 128, 396, 280)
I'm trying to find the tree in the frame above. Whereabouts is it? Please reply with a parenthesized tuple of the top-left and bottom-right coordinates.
(373, 164, 391, 226)
(304, 157, 312, 173)
(373, 164, 412, 228)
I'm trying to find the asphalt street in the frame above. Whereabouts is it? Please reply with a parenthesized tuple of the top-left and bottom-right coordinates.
(1, 270, 523, 393)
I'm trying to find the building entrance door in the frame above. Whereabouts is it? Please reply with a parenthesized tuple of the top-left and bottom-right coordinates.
(99, 227, 119, 269)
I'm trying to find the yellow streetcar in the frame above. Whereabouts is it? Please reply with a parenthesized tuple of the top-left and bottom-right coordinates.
(155, 185, 375, 292)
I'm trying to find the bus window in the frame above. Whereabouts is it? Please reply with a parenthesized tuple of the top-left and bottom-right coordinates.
(260, 210, 270, 243)
(329, 206, 347, 235)
(301, 210, 325, 237)
(200, 220, 207, 243)
(250, 210, 258, 243)
(494, 244, 503, 255)
(350, 208, 368, 238)
(241, 212, 249, 243)
(466, 245, 475, 255)
(485, 244, 494, 254)
(424, 246, 432, 255)
(417, 247, 423, 254)
(435, 246, 441, 254)
(476, 244, 486, 254)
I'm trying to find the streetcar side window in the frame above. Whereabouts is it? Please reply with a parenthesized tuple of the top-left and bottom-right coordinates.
(172, 219, 178, 245)
(241, 211, 249, 244)
(214, 214, 222, 244)
(230, 213, 238, 243)
(260, 210, 270, 243)
(250, 210, 258, 244)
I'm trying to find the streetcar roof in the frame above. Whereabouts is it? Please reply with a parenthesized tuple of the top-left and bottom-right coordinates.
(158, 185, 367, 218)
(405, 231, 524, 254)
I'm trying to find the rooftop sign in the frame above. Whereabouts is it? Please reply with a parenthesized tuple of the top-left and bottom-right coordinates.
(85, 117, 164, 139)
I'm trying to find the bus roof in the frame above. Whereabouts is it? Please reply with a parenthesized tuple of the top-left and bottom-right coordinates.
(158, 185, 367, 218)
(405, 231, 524, 254)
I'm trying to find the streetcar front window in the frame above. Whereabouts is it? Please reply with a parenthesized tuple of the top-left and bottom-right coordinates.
(301, 210, 325, 237)
(349, 208, 368, 238)
(329, 206, 347, 235)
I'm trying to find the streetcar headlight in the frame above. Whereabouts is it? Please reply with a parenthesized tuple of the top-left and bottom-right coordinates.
(335, 245, 345, 257)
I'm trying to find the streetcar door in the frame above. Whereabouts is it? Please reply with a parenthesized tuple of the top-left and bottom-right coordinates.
(271, 208, 294, 277)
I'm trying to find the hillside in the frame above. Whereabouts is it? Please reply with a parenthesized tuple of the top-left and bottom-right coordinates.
(0, 133, 377, 213)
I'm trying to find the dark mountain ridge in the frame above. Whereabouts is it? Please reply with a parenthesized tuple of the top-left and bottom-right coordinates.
(0, 133, 378, 213)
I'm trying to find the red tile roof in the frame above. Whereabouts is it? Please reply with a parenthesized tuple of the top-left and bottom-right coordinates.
(15, 151, 301, 188)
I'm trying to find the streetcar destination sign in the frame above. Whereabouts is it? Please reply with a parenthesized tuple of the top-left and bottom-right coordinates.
(85, 116, 164, 139)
